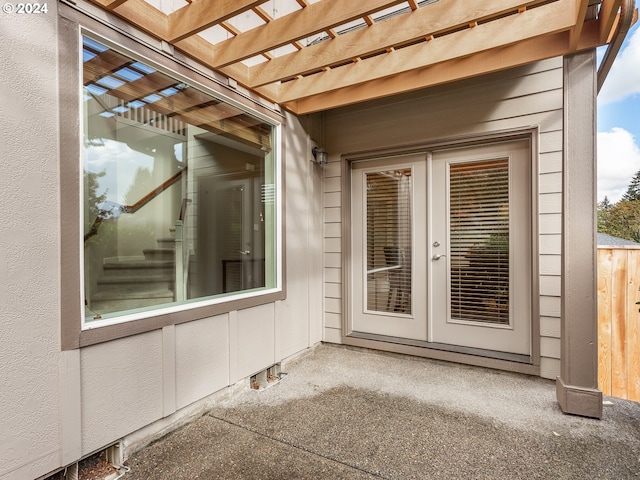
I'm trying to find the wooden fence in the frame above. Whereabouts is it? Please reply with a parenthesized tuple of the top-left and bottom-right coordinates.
(597, 246, 640, 402)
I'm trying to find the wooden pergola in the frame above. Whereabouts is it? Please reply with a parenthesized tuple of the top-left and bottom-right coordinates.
(87, 0, 626, 114)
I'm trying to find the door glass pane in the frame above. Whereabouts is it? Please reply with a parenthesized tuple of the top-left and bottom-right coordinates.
(449, 159, 509, 325)
(365, 169, 412, 314)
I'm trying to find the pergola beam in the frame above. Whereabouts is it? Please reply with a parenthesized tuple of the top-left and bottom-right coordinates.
(92, 0, 129, 10)
(598, 0, 625, 42)
(272, 0, 576, 104)
(112, 0, 168, 39)
(83, 0, 619, 115)
(205, 0, 407, 68)
(283, 21, 601, 115)
(171, 34, 280, 103)
(248, 0, 549, 88)
(569, 0, 590, 50)
(167, 0, 267, 43)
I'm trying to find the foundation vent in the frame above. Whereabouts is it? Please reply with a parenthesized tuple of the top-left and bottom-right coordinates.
(250, 364, 282, 390)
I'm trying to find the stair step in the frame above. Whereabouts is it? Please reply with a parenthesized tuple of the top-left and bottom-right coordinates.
(156, 237, 177, 249)
(98, 273, 173, 284)
(97, 271, 174, 296)
(103, 260, 174, 277)
(89, 291, 174, 314)
(92, 289, 174, 301)
(91, 248, 178, 314)
(104, 258, 174, 268)
(143, 248, 175, 261)
(103, 265, 175, 283)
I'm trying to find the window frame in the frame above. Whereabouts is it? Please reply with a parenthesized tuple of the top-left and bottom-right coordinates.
(60, 4, 286, 350)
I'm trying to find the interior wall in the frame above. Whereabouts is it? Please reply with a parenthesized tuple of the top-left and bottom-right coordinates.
(321, 59, 565, 379)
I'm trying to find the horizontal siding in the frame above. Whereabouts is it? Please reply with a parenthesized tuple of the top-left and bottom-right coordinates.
(539, 151, 562, 174)
(325, 283, 342, 298)
(325, 268, 341, 283)
(541, 337, 561, 359)
(324, 327, 343, 344)
(540, 276, 561, 297)
(323, 155, 344, 343)
(325, 312, 342, 329)
(540, 255, 561, 276)
(324, 222, 341, 238)
(324, 253, 341, 268)
(539, 235, 561, 255)
(540, 316, 561, 337)
(537, 104, 562, 378)
(324, 207, 341, 223)
(539, 130, 563, 153)
(540, 214, 562, 234)
(325, 177, 342, 193)
(541, 357, 561, 379)
(324, 192, 341, 207)
(539, 172, 563, 193)
(540, 296, 561, 317)
(539, 193, 562, 214)
(322, 59, 564, 377)
(324, 238, 341, 253)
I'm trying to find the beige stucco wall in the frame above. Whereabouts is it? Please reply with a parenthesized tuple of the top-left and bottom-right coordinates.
(0, 5, 63, 480)
(321, 59, 564, 379)
(0, 4, 323, 477)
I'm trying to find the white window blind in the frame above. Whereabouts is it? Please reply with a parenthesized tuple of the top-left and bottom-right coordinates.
(449, 159, 510, 325)
(365, 169, 412, 314)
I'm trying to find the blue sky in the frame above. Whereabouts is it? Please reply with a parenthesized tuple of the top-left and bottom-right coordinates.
(597, 22, 640, 203)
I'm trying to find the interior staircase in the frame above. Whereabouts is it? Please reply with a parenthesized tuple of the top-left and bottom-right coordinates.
(89, 237, 177, 315)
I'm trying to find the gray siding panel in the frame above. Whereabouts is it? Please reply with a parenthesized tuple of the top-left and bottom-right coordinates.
(322, 59, 564, 378)
(175, 315, 230, 410)
(80, 331, 165, 455)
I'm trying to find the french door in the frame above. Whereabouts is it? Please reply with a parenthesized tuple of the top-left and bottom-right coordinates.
(351, 154, 428, 340)
(350, 141, 531, 355)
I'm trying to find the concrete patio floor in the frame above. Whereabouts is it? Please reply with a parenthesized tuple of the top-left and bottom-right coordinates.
(123, 344, 640, 479)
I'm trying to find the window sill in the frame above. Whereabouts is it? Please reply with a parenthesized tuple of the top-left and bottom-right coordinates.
(73, 290, 286, 349)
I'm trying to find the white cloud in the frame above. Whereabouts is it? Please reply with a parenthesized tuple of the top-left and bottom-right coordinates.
(598, 127, 640, 202)
(598, 26, 640, 105)
(85, 139, 154, 204)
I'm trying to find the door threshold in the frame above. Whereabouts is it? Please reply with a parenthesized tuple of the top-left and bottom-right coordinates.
(348, 332, 531, 364)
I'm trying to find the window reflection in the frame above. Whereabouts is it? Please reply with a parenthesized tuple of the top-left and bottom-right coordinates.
(82, 35, 277, 322)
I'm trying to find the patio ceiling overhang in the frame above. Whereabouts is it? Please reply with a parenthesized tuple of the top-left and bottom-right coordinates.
(87, 0, 629, 114)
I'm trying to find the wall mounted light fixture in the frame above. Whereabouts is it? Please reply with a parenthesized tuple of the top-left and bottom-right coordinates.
(312, 146, 328, 165)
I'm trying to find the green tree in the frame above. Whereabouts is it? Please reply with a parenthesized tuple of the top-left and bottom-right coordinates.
(622, 170, 640, 202)
(598, 199, 640, 243)
(597, 196, 612, 232)
(84, 170, 107, 232)
(599, 196, 612, 210)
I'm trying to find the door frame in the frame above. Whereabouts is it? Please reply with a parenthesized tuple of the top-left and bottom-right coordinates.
(341, 128, 541, 373)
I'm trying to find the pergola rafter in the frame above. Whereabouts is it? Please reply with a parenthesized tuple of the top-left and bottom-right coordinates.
(89, 0, 627, 113)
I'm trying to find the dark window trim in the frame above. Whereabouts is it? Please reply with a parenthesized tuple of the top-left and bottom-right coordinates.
(59, 5, 287, 350)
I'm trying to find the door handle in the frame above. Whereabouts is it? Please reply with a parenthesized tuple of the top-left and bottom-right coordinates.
(238, 250, 251, 256)
(432, 254, 446, 261)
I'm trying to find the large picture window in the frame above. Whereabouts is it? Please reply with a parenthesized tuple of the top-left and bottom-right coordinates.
(81, 34, 280, 327)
